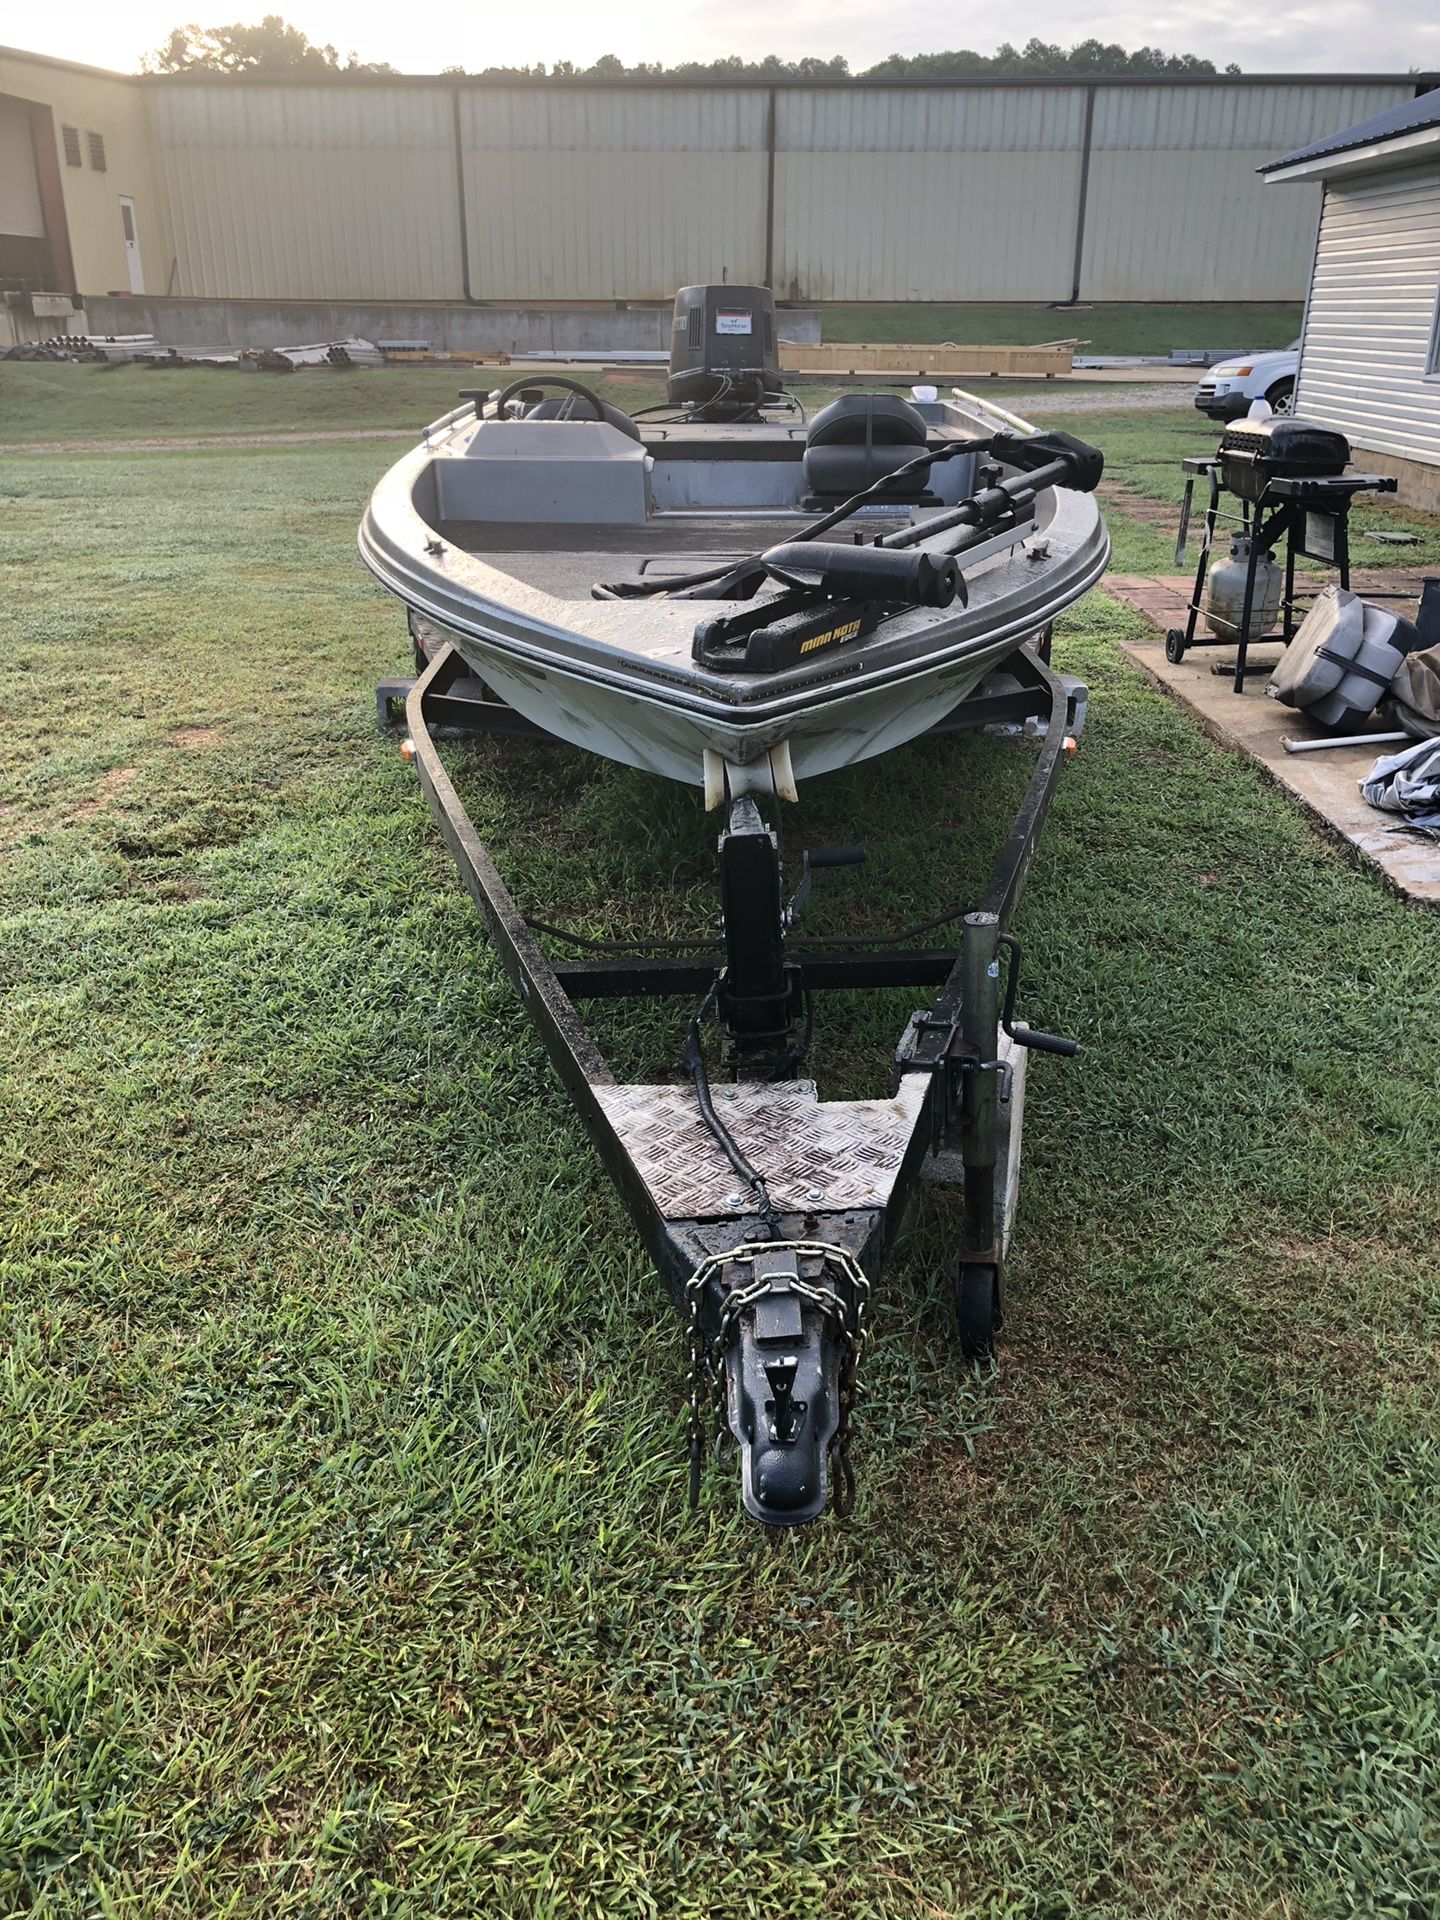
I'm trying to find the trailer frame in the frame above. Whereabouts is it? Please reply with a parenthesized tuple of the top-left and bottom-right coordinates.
(388, 636, 1085, 1523)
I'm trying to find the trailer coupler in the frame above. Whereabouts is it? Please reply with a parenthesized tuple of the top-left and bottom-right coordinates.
(686, 1239, 869, 1526)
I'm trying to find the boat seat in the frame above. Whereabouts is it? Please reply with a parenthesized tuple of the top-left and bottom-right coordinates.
(802, 393, 931, 501)
(526, 396, 643, 442)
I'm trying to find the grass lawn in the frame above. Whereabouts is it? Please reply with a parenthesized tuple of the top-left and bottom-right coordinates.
(3, 380, 1439, 1918)
(820, 304, 1303, 355)
(0, 361, 616, 443)
(0, 362, 1132, 447)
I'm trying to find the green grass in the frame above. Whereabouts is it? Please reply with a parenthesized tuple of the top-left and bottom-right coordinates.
(2, 388, 1440, 1918)
(1, 363, 1073, 446)
(821, 304, 1304, 355)
(0, 360, 607, 443)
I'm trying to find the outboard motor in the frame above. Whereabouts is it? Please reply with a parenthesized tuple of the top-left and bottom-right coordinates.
(668, 284, 782, 419)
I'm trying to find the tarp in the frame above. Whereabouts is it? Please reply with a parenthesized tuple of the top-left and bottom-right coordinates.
(1360, 736, 1440, 839)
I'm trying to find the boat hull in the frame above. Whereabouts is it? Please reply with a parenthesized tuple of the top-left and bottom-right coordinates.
(427, 613, 1039, 787)
(360, 393, 1109, 791)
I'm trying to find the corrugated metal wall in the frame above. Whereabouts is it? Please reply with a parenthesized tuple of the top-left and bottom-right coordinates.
(458, 88, 768, 298)
(148, 83, 460, 299)
(133, 75, 1421, 305)
(774, 88, 1083, 300)
(1296, 163, 1440, 468)
(1078, 83, 1407, 301)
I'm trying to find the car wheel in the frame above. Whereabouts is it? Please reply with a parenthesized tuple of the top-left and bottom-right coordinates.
(1266, 378, 1295, 416)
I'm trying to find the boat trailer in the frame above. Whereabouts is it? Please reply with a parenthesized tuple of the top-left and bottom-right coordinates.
(381, 640, 1087, 1526)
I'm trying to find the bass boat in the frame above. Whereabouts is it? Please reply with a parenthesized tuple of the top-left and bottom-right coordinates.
(363, 285, 1109, 1526)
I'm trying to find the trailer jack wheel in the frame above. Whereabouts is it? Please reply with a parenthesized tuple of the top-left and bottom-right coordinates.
(955, 1259, 1001, 1361)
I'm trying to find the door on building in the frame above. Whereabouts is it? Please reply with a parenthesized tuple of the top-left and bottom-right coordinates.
(118, 195, 143, 294)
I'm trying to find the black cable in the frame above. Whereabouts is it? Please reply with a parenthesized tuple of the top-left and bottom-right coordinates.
(795, 904, 975, 948)
(682, 985, 781, 1236)
(528, 900, 977, 957)
(524, 915, 718, 954)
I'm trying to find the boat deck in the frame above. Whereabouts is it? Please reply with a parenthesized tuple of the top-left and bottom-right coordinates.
(433, 513, 915, 602)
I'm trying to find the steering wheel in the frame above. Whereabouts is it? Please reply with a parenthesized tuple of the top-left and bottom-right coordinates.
(489, 374, 610, 421)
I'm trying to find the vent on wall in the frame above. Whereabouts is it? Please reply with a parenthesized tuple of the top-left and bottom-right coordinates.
(87, 131, 107, 171)
(62, 124, 82, 167)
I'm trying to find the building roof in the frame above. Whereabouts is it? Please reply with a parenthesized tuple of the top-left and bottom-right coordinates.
(1262, 86, 1440, 178)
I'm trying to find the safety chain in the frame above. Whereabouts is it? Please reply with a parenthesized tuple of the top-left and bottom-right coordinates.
(684, 1240, 872, 1518)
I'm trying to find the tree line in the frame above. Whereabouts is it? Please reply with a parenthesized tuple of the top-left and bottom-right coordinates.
(146, 20, 1239, 80)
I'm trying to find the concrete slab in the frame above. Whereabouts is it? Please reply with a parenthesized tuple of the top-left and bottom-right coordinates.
(1111, 618, 1440, 908)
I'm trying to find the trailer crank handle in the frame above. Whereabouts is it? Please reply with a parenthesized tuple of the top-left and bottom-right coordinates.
(784, 843, 867, 929)
(1005, 1021, 1080, 1059)
(997, 933, 1080, 1058)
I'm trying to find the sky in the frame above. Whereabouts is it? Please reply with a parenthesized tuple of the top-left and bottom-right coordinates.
(6, 0, 1437, 77)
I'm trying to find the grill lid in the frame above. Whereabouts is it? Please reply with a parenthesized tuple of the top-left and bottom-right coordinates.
(1219, 416, 1350, 474)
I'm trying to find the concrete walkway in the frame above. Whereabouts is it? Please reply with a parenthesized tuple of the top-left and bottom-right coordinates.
(1107, 578, 1440, 907)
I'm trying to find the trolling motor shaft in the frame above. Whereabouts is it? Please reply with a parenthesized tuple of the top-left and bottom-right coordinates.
(690, 427, 1105, 675)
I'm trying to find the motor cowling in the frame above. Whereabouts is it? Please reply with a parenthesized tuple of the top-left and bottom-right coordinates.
(667, 285, 782, 418)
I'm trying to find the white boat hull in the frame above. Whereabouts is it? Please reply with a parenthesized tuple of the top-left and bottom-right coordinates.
(427, 612, 1036, 788)
(360, 390, 1109, 792)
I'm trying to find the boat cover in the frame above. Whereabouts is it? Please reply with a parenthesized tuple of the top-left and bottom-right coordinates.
(1384, 644, 1440, 740)
(1268, 585, 1418, 732)
(1360, 736, 1440, 838)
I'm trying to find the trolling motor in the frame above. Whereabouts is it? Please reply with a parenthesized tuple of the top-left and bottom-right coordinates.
(691, 428, 1104, 674)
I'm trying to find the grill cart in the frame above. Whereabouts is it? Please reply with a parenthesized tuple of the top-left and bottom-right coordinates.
(1166, 417, 1398, 691)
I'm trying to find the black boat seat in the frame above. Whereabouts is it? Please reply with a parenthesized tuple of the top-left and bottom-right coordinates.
(802, 393, 930, 500)
(526, 396, 643, 442)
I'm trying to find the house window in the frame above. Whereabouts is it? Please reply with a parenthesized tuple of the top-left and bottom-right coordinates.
(62, 124, 82, 167)
(87, 131, 107, 172)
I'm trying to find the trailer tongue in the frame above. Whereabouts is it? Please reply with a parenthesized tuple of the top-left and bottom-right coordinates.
(388, 641, 1088, 1525)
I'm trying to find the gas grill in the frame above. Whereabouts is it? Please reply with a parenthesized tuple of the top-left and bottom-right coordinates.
(1165, 416, 1398, 692)
(1217, 418, 1351, 504)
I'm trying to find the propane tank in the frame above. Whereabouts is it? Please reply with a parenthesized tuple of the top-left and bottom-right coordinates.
(1204, 536, 1283, 643)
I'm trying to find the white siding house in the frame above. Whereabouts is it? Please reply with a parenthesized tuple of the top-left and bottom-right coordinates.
(1264, 93, 1440, 508)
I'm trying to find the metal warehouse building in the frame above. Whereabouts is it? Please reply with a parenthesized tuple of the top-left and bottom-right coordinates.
(1, 46, 1433, 329)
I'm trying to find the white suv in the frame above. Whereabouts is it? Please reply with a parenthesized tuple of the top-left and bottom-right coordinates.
(1194, 342, 1300, 421)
